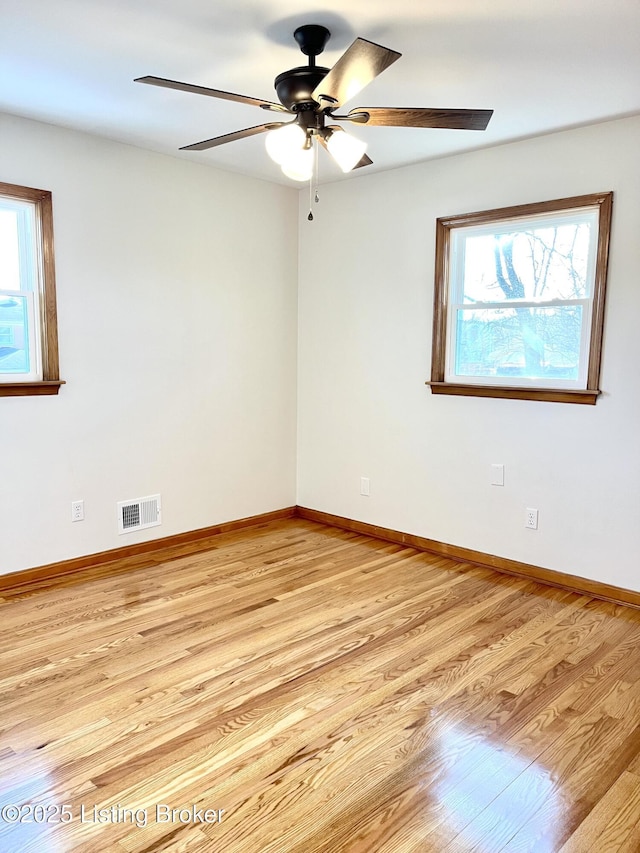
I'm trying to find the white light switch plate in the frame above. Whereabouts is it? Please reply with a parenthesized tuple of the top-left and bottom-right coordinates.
(490, 464, 504, 486)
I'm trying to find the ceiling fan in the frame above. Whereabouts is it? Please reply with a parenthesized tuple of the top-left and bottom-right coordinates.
(135, 24, 493, 183)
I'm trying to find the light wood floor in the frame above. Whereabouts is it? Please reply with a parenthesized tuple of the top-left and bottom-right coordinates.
(2, 519, 640, 852)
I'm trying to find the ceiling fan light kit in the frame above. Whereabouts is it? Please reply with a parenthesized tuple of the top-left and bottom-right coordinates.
(325, 127, 368, 173)
(280, 145, 314, 182)
(136, 23, 493, 207)
(264, 123, 306, 166)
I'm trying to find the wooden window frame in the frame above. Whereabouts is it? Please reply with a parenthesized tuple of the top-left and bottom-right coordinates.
(428, 192, 613, 404)
(0, 181, 63, 396)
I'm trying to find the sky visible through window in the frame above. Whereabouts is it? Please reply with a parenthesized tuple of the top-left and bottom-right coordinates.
(0, 206, 31, 374)
(460, 221, 592, 305)
(0, 209, 21, 290)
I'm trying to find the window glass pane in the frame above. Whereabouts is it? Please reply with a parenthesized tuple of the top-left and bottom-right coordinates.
(458, 214, 597, 304)
(0, 209, 22, 291)
(0, 296, 30, 374)
(0, 182, 60, 392)
(455, 305, 583, 380)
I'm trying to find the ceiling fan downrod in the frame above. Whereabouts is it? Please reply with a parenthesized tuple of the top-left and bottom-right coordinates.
(274, 25, 336, 114)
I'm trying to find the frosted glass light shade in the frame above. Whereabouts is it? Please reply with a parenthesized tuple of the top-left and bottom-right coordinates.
(326, 129, 367, 172)
(265, 124, 306, 165)
(280, 146, 314, 181)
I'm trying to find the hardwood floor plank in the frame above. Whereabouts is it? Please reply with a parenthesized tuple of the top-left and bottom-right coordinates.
(2, 518, 640, 852)
(557, 771, 640, 852)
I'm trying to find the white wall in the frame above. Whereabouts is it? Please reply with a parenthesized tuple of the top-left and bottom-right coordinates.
(1, 113, 298, 574)
(4, 111, 639, 591)
(297, 116, 640, 591)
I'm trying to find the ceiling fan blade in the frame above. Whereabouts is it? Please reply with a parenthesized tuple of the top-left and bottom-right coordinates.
(180, 123, 283, 151)
(354, 153, 373, 169)
(344, 107, 493, 130)
(134, 75, 289, 112)
(311, 38, 401, 109)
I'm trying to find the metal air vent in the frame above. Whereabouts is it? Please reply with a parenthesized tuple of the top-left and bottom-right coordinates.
(117, 494, 161, 534)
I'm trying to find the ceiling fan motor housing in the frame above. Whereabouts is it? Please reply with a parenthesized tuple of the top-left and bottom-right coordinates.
(274, 66, 329, 111)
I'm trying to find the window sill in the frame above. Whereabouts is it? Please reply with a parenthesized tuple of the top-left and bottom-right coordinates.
(0, 380, 65, 397)
(427, 382, 599, 405)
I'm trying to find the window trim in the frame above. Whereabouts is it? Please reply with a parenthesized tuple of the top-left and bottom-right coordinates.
(428, 192, 613, 404)
(0, 181, 62, 397)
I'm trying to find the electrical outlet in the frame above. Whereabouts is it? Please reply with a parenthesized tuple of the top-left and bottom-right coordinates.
(360, 477, 370, 497)
(71, 500, 84, 522)
(525, 507, 539, 530)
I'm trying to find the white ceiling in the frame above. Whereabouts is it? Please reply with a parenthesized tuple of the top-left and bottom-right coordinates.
(2, 0, 639, 186)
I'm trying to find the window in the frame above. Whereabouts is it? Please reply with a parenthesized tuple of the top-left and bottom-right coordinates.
(429, 192, 613, 404)
(0, 181, 61, 396)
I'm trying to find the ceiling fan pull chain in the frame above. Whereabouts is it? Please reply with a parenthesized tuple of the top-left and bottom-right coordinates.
(308, 137, 320, 221)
